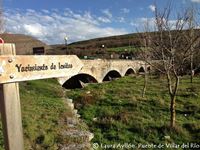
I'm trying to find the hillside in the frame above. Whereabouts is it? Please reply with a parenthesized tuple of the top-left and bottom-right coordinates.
(48, 29, 200, 58)
(67, 75, 200, 149)
(0, 79, 92, 150)
(0, 75, 199, 149)
(0, 33, 51, 55)
(2, 29, 199, 58)
(68, 33, 141, 48)
(48, 33, 141, 57)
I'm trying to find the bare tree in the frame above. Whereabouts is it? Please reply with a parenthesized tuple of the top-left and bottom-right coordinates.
(137, 20, 152, 97)
(148, 4, 196, 128)
(188, 9, 195, 83)
(185, 6, 200, 83)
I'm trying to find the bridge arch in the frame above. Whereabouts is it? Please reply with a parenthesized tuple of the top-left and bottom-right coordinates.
(125, 68, 136, 76)
(147, 66, 151, 71)
(62, 73, 98, 89)
(138, 66, 145, 73)
(103, 70, 122, 81)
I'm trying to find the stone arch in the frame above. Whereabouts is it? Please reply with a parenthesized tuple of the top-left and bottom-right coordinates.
(103, 70, 122, 81)
(125, 68, 136, 76)
(62, 73, 98, 89)
(147, 66, 151, 71)
(138, 66, 145, 73)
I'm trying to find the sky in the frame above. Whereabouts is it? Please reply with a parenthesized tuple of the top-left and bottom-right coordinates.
(2, 0, 200, 44)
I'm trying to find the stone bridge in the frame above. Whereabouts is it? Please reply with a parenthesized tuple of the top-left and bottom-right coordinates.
(58, 59, 147, 89)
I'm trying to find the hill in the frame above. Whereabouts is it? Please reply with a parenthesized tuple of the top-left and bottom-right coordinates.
(68, 33, 141, 49)
(48, 29, 200, 59)
(47, 32, 143, 58)
(0, 79, 92, 149)
(2, 29, 200, 58)
(67, 75, 200, 148)
(0, 33, 50, 55)
(0, 73, 199, 149)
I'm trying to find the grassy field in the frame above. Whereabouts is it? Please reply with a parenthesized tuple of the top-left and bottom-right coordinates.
(0, 79, 87, 150)
(66, 75, 200, 149)
(0, 75, 199, 149)
(107, 46, 140, 53)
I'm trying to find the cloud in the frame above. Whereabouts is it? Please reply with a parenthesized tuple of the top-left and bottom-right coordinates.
(191, 0, 200, 3)
(26, 9, 36, 13)
(149, 5, 156, 12)
(121, 8, 130, 14)
(24, 23, 44, 36)
(101, 9, 112, 18)
(131, 18, 155, 26)
(131, 17, 189, 31)
(117, 17, 125, 23)
(130, 17, 155, 31)
(4, 9, 127, 44)
(98, 17, 111, 23)
(42, 9, 50, 14)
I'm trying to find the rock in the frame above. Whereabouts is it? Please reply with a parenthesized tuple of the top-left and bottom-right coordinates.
(61, 97, 93, 149)
(92, 117, 97, 122)
(88, 133, 94, 141)
(73, 109, 78, 115)
(59, 143, 91, 150)
(86, 91, 91, 94)
(66, 117, 77, 126)
(164, 135, 170, 140)
(76, 114, 81, 118)
(67, 103, 74, 110)
(67, 98, 73, 103)
(62, 130, 94, 142)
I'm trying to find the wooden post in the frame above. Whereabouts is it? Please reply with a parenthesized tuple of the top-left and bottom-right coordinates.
(0, 44, 24, 150)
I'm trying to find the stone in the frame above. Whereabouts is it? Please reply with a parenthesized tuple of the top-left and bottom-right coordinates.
(73, 109, 78, 115)
(67, 103, 74, 110)
(164, 135, 170, 140)
(67, 98, 73, 103)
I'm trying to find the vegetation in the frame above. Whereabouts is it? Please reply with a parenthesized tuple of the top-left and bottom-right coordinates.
(136, 3, 200, 129)
(107, 46, 140, 53)
(67, 75, 200, 148)
(0, 79, 87, 150)
(0, 74, 199, 149)
(19, 79, 66, 149)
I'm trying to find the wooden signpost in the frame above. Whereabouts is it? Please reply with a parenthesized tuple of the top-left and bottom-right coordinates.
(0, 44, 83, 150)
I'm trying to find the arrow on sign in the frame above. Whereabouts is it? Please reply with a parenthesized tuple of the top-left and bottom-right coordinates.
(0, 55, 83, 84)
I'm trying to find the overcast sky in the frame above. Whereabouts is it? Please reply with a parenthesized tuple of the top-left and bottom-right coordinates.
(3, 0, 200, 44)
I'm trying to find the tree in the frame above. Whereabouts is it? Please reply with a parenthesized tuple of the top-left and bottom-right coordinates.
(137, 20, 152, 98)
(147, 3, 199, 128)
(185, 6, 199, 83)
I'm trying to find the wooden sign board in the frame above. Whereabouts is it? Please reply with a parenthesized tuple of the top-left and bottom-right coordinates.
(0, 55, 83, 84)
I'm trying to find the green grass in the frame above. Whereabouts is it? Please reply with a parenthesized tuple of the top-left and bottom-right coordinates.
(107, 46, 141, 53)
(66, 75, 200, 149)
(20, 79, 67, 149)
(0, 79, 75, 149)
(0, 75, 199, 149)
